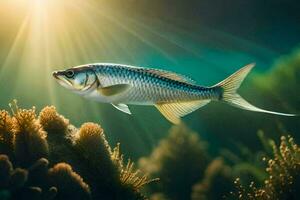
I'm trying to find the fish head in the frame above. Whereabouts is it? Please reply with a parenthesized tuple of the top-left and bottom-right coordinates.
(52, 65, 98, 93)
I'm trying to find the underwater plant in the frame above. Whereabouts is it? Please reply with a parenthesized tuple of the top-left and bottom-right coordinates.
(191, 157, 235, 200)
(39, 106, 69, 135)
(0, 155, 54, 200)
(48, 163, 91, 199)
(10, 101, 49, 167)
(139, 124, 210, 200)
(232, 135, 300, 200)
(0, 110, 14, 156)
(0, 101, 156, 200)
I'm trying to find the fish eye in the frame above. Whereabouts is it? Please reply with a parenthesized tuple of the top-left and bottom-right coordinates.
(65, 70, 75, 78)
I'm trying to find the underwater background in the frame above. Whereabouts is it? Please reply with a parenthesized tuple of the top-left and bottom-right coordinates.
(0, 0, 300, 199)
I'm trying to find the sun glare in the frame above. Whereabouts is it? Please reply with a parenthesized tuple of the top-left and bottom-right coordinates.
(0, 0, 179, 118)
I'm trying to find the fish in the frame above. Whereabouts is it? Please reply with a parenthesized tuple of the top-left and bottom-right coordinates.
(52, 63, 296, 124)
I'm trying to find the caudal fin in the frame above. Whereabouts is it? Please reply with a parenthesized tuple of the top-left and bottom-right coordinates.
(215, 63, 296, 117)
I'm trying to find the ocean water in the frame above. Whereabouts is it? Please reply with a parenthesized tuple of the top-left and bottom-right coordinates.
(0, 1, 299, 200)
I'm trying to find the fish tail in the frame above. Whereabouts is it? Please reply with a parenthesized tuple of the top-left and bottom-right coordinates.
(215, 63, 296, 116)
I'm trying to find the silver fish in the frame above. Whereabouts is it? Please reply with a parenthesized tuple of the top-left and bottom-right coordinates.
(52, 63, 295, 124)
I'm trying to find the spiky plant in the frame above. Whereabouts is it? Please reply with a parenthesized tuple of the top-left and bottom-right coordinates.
(9, 100, 48, 167)
(191, 158, 235, 200)
(233, 135, 300, 200)
(112, 143, 159, 191)
(0, 110, 14, 156)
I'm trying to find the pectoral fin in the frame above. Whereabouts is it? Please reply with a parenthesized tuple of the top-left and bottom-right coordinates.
(155, 100, 210, 124)
(98, 84, 130, 96)
(112, 103, 132, 115)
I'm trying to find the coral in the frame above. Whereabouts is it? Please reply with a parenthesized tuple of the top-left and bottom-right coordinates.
(10, 101, 48, 167)
(73, 122, 120, 196)
(0, 101, 156, 199)
(0, 154, 91, 200)
(74, 123, 117, 179)
(9, 168, 28, 189)
(73, 123, 156, 199)
(191, 157, 235, 200)
(232, 135, 300, 200)
(39, 106, 69, 134)
(0, 155, 13, 188)
(0, 155, 59, 200)
(139, 124, 209, 200)
(48, 163, 91, 200)
(0, 110, 14, 156)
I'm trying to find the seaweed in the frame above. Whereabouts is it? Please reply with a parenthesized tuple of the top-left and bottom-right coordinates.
(191, 158, 235, 200)
(10, 101, 49, 167)
(0, 110, 14, 156)
(139, 124, 210, 200)
(232, 135, 300, 200)
(48, 163, 91, 200)
(0, 155, 59, 200)
(0, 101, 157, 200)
(39, 106, 69, 135)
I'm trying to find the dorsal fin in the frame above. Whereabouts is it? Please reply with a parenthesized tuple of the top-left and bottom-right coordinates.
(145, 69, 195, 84)
(155, 100, 210, 124)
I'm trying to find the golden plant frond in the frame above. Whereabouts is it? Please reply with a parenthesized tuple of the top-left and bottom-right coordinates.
(112, 143, 159, 190)
(121, 159, 159, 189)
(111, 143, 123, 168)
(8, 100, 48, 166)
(0, 110, 14, 133)
(233, 135, 300, 200)
(0, 110, 14, 147)
(9, 100, 42, 135)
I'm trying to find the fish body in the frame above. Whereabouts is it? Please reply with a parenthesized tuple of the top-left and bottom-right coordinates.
(53, 63, 295, 124)
(87, 64, 218, 104)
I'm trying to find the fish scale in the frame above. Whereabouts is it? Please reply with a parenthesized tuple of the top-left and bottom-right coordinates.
(92, 64, 215, 104)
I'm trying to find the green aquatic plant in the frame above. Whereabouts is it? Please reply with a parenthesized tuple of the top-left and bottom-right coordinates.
(191, 157, 235, 200)
(139, 124, 210, 200)
(232, 135, 300, 200)
(253, 48, 300, 112)
(0, 101, 156, 200)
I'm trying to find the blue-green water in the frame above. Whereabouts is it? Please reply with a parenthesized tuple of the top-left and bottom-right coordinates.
(0, 1, 299, 199)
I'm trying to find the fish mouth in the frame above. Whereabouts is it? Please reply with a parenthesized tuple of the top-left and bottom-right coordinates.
(52, 71, 73, 88)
